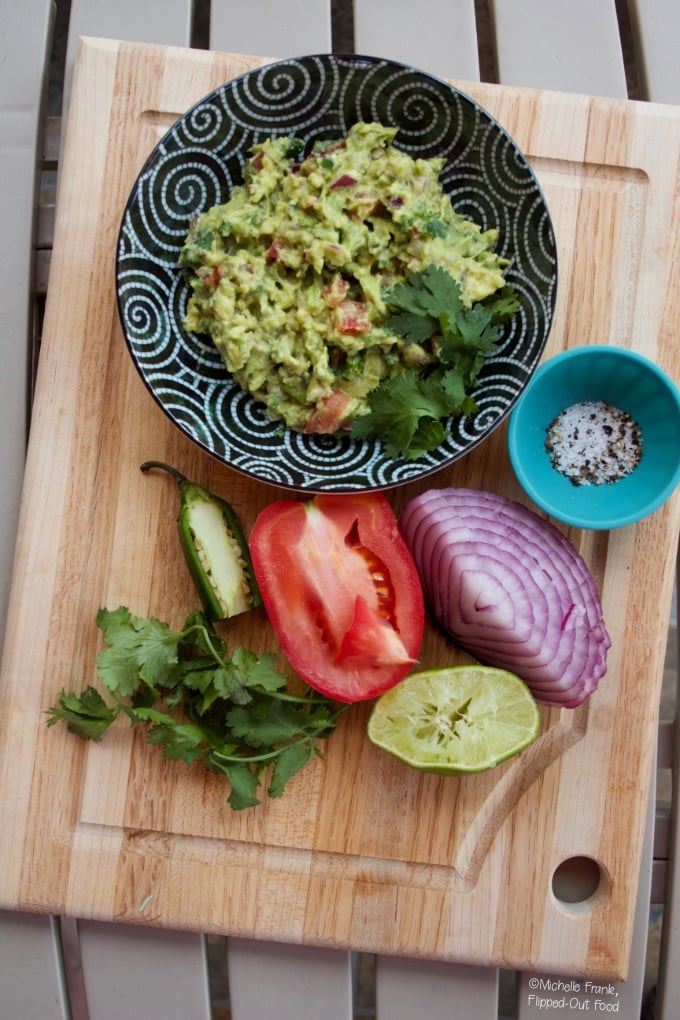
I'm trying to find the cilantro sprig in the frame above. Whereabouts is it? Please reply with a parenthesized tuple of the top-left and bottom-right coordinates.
(47, 606, 348, 810)
(351, 265, 519, 460)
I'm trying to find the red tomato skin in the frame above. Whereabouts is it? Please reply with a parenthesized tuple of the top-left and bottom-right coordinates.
(250, 493, 424, 702)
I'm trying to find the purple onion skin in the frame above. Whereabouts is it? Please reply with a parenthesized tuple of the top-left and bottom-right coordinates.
(399, 489, 611, 708)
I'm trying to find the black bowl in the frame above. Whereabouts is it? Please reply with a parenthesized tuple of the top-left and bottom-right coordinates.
(116, 53, 557, 492)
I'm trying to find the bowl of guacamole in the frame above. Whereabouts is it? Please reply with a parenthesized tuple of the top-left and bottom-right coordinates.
(117, 54, 557, 492)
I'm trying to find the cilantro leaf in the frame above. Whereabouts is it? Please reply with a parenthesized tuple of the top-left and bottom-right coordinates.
(224, 647, 287, 696)
(176, 659, 221, 697)
(439, 302, 499, 363)
(268, 741, 315, 799)
(383, 311, 437, 344)
(218, 763, 262, 811)
(486, 285, 521, 324)
(385, 265, 452, 318)
(441, 369, 479, 415)
(407, 417, 448, 460)
(46, 686, 118, 741)
(352, 371, 451, 460)
(226, 699, 309, 749)
(129, 706, 210, 764)
(440, 368, 467, 410)
(145, 721, 209, 764)
(211, 666, 252, 706)
(95, 607, 180, 697)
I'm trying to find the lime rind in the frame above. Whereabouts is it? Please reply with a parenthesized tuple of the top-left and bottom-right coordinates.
(367, 666, 540, 774)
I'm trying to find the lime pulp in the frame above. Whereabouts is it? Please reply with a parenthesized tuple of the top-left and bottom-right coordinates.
(367, 665, 541, 774)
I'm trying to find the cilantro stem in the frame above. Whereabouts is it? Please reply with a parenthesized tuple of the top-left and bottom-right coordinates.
(262, 688, 343, 706)
(212, 744, 305, 766)
(178, 622, 225, 661)
(210, 707, 349, 766)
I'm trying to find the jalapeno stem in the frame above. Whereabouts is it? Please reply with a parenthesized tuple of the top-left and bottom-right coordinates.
(141, 460, 187, 484)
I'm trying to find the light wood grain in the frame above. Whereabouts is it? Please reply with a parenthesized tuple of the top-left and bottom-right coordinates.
(0, 37, 678, 980)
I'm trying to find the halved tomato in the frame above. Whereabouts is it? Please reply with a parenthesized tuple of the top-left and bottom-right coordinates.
(250, 493, 425, 702)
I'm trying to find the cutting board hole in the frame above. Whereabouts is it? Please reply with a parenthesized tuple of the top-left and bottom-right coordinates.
(552, 856, 605, 909)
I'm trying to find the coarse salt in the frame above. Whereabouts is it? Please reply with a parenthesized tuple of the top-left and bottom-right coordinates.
(546, 400, 642, 486)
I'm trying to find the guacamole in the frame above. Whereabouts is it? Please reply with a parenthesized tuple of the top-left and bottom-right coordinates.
(180, 122, 510, 434)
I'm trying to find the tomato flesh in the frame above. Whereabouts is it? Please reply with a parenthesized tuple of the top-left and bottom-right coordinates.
(250, 493, 425, 702)
(332, 300, 371, 335)
(304, 389, 353, 434)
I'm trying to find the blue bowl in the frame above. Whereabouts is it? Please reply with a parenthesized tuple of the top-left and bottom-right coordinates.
(507, 346, 680, 530)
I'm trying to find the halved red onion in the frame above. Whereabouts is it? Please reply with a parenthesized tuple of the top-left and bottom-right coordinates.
(400, 489, 611, 707)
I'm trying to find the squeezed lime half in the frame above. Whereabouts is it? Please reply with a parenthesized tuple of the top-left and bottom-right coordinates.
(367, 665, 540, 774)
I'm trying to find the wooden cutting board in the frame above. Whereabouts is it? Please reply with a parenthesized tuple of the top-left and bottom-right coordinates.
(0, 37, 678, 980)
